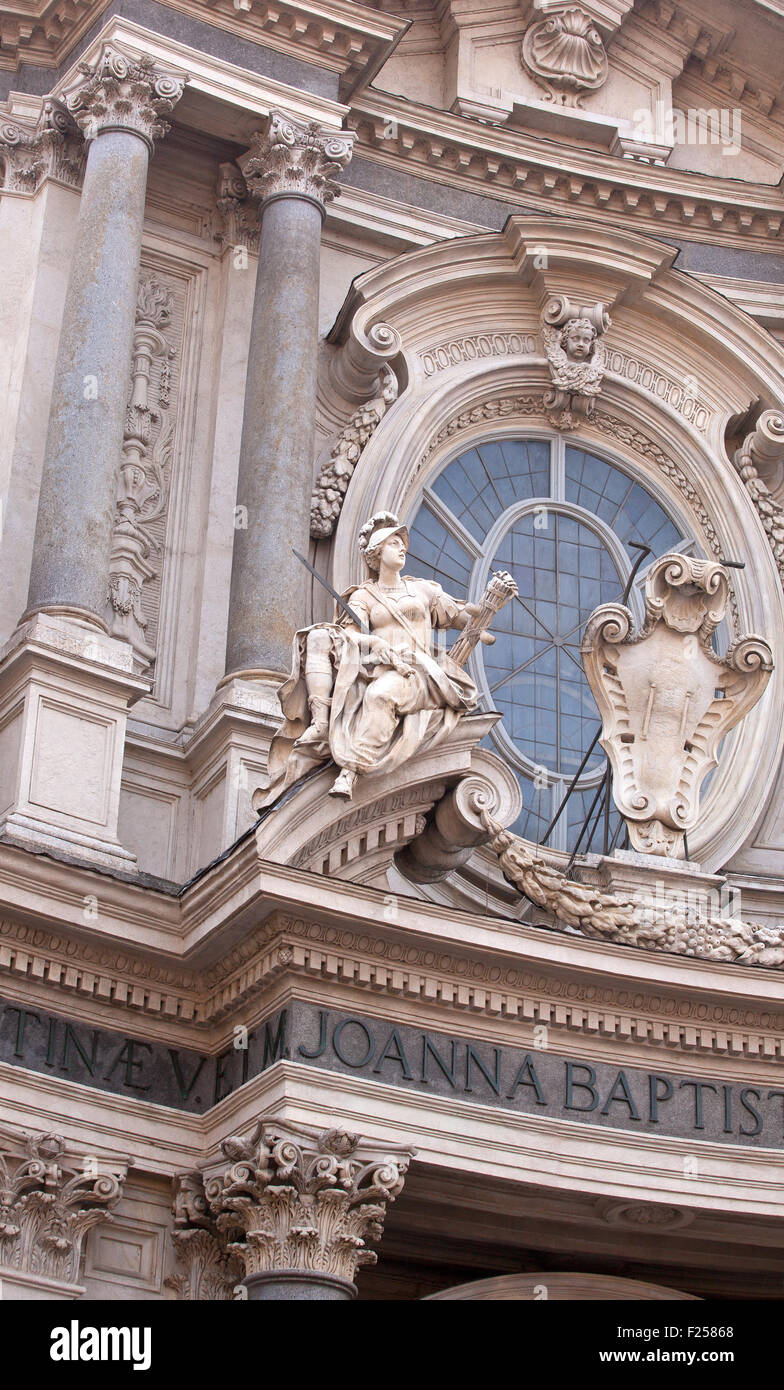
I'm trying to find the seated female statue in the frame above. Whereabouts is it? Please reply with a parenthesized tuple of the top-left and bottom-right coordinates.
(255, 509, 495, 806)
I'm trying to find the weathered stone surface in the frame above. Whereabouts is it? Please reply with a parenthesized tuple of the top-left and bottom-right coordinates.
(204, 1116, 412, 1297)
(25, 129, 150, 627)
(225, 113, 353, 678)
(225, 195, 324, 677)
(3, 992, 783, 1147)
(581, 554, 773, 857)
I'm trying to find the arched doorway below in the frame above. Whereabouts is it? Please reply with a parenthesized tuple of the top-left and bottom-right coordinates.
(424, 1273, 700, 1300)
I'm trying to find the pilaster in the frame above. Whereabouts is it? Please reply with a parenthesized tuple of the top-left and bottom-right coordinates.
(25, 42, 187, 632)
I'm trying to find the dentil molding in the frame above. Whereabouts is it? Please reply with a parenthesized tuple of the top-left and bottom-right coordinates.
(3, 907, 784, 1062)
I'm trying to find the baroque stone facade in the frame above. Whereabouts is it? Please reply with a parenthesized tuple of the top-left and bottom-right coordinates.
(2, 0, 784, 1309)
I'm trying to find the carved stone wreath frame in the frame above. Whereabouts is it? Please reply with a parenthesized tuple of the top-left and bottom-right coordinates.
(332, 361, 784, 873)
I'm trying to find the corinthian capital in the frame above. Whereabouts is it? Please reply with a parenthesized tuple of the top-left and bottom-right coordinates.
(239, 111, 355, 215)
(0, 1130, 123, 1289)
(0, 99, 84, 193)
(166, 1173, 244, 1301)
(204, 1118, 413, 1292)
(63, 43, 187, 151)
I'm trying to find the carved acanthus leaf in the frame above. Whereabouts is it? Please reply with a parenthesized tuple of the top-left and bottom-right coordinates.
(204, 1118, 413, 1287)
(63, 44, 187, 149)
(0, 1132, 122, 1286)
(167, 1174, 243, 1301)
(214, 161, 260, 254)
(0, 100, 84, 193)
(732, 408, 784, 587)
(239, 111, 354, 210)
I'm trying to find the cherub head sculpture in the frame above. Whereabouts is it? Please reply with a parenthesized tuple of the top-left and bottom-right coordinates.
(561, 316, 598, 362)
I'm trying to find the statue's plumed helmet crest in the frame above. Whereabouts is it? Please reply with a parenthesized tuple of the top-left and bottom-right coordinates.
(359, 510, 410, 573)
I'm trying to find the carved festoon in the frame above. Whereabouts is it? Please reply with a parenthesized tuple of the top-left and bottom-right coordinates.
(0, 1132, 122, 1288)
(204, 1119, 413, 1290)
(580, 554, 774, 857)
(167, 1173, 243, 1301)
(109, 276, 177, 665)
(479, 806, 784, 969)
(732, 408, 784, 588)
(63, 43, 187, 148)
(541, 294, 610, 428)
(522, 5, 609, 107)
(0, 100, 84, 193)
(239, 110, 355, 212)
(310, 366, 399, 538)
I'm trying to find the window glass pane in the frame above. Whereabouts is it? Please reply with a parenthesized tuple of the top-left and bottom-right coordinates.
(432, 439, 550, 542)
(565, 448, 680, 553)
(487, 512, 618, 776)
(406, 502, 473, 596)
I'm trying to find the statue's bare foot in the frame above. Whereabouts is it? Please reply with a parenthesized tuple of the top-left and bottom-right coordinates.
(329, 768, 357, 799)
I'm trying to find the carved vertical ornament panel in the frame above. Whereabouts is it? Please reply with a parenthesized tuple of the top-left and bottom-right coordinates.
(109, 275, 180, 665)
(109, 252, 205, 711)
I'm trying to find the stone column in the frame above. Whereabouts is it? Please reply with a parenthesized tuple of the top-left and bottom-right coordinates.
(224, 112, 354, 680)
(201, 1117, 413, 1300)
(23, 44, 186, 632)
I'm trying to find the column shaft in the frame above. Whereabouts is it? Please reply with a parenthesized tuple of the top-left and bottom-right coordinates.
(225, 194, 323, 678)
(244, 1271, 355, 1301)
(26, 130, 150, 627)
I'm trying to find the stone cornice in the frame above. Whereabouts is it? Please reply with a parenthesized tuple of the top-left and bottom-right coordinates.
(4, 848, 784, 1063)
(51, 16, 350, 133)
(349, 90, 784, 246)
(8, 1056, 784, 1223)
(0, 0, 408, 98)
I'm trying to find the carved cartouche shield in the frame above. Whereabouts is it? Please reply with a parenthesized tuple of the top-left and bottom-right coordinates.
(580, 555, 773, 857)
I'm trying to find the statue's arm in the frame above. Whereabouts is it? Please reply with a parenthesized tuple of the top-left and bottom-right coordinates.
(335, 587, 371, 632)
(426, 580, 474, 630)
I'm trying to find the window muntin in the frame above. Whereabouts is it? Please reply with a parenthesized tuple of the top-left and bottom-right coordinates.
(406, 437, 690, 852)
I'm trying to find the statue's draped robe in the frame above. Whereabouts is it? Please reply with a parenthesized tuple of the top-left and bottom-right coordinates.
(255, 579, 478, 808)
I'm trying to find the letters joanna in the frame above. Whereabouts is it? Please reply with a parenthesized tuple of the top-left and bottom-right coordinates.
(0, 993, 780, 1144)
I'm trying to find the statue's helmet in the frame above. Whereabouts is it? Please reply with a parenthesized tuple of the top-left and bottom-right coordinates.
(359, 511, 410, 572)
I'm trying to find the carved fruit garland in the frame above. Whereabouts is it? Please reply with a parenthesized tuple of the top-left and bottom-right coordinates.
(310, 364, 399, 539)
(478, 808, 784, 969)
